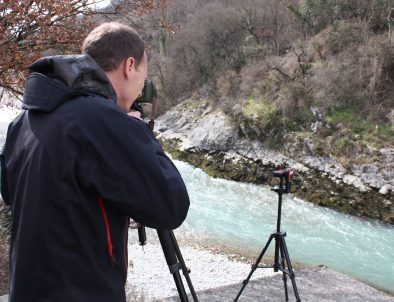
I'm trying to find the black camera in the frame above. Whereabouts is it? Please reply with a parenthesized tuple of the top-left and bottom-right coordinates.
(132, 79, 157, 115)
(272, 164, 294, 194)
(130, 79, 159, 131)
(136, 79, 157, 104)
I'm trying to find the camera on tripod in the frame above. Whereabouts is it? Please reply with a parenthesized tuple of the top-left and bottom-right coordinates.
(132, 79, 157, 117)
(272, 164, 293, 194)
(235, 164, 301, 302)
(128, 80, 199, 302)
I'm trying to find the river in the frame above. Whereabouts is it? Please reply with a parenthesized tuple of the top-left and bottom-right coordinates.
(173, 159, 394, 294)
(0, 109, 393, 294)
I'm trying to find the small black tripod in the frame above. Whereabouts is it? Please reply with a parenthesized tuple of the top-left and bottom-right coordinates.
(234, 165, 301, 302)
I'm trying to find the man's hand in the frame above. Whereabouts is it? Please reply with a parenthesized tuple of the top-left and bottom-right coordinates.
(127, 111, 142, 120)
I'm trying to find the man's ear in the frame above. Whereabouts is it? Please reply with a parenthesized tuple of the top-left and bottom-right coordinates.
(124, 57, 135, 79)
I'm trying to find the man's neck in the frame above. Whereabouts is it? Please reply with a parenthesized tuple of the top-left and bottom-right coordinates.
(105, 71, 129, 112)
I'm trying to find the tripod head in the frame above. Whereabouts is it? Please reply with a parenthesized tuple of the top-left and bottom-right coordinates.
(272, 163, 294, 194)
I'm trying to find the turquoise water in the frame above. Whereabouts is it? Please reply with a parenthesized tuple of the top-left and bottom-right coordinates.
(174, 160, 394, 293)
(1, 114, 393, 293)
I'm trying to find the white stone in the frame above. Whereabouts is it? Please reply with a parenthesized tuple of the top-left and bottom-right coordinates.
(379, 185, 389, 195)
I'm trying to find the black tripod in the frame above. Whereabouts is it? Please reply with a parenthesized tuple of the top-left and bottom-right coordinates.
(234, 166, 301, 302)
(134, 225, 199, 302)
(131, 86, 198, 301)
(157, 229, 199, 302)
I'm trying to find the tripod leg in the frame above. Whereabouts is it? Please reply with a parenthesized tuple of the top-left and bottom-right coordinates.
(274, 233, 280, 273)
(157, 230, 189, 302)
(234, 234, 275, 302)
(279, 235, 289, 301)
(168, 231, 199, 302)
(280, 236, 302, 302)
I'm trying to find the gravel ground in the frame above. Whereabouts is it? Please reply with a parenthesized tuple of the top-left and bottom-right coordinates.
(125, 242, 278, 301)
(126, 229, 394, 302)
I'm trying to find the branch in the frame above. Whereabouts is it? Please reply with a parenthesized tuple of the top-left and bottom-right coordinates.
(270, 65, 294, 81)
(0, 84, 23, 99)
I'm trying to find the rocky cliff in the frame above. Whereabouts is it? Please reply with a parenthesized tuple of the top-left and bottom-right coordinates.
(155, 99, 394, 224)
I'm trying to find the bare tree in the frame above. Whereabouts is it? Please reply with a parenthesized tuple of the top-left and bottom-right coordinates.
(229, 0, 297, 55)
(0, 0, 168, 101)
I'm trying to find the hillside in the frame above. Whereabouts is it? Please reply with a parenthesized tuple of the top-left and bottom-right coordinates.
(144, 1, 394, 156)
(139, 0, 394, 222)
(155, 98, 394, 224)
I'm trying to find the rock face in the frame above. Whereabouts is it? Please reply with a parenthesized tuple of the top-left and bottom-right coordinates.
(155, 99, 394, 224)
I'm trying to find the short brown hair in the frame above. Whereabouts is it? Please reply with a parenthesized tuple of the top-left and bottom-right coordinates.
(82, 22, 145, 71)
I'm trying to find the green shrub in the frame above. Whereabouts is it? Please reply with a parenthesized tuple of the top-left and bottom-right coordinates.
(325, 105, 393, 147)
(241, 97, 276, 125)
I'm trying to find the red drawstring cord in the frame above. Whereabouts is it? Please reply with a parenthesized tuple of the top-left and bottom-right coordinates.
(97, 196, 115, 266)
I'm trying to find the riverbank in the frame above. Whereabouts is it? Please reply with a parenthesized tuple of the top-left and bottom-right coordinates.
(155, 99, 394, 224)
(126, 228, 277, 300)
(1, 239, 393, 302)
(127, 228, 394, 302)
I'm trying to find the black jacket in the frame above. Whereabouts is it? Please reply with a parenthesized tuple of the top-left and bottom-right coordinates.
(0, 55, 190, 302)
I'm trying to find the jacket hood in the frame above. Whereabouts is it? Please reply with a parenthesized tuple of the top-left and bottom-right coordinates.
(22, 54, 117, 112)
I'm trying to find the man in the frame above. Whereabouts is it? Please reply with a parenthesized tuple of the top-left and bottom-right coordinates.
(0, 22, 190, 301)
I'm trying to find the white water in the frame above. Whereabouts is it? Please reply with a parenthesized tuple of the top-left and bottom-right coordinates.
(174, 160, 394, 293)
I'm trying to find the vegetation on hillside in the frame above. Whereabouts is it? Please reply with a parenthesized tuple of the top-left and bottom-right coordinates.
(138, 0, 394, 156)
(1, 0, 393, 153)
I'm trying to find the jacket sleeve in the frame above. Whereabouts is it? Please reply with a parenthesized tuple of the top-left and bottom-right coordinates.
(75, 99, 190, 230)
